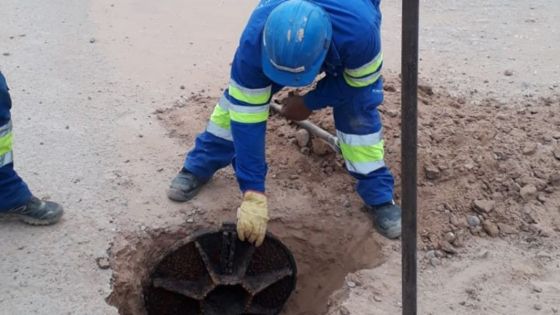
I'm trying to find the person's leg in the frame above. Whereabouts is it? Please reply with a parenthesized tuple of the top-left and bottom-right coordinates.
(0, 72, 63, 225)
(0, 72, 32, 211)
(168, 94, 236, 201)
(332, 80, 401, 238)
(169, 82, 285, 202)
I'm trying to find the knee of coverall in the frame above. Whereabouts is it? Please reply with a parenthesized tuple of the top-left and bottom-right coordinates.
(0, 72, 12, 125)
(333, 80, 384, 134)
(184, 131, 235, 181)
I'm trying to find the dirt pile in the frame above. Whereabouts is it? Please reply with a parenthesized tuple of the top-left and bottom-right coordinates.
(109, 74, 559, 315)
(273, 77, 560, 253)
(380, 80, 559, 251)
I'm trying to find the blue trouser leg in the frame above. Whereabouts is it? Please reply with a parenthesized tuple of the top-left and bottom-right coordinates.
(183, 131, 235, 181)
(184, 84, 283, 187)
(332, 81, 395, 206)
(0, 72, 32, 212)
(182, 94, 239, 181)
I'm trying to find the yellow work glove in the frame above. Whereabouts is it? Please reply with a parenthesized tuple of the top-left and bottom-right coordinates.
(237, 191, 269, 247)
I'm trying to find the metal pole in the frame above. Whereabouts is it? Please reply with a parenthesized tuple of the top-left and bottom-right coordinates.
(401, 0, 419, 314)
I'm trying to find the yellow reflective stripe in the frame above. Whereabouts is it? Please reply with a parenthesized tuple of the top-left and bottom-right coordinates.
(339, 140, 385, 163)
(344, 70, 382, 88)
(0, 132, 13, 156)
(345, 51, 383, 78)
(209, 103, 231, 130)
(228, 81, 271, 105)
(229, 105, 269, 124)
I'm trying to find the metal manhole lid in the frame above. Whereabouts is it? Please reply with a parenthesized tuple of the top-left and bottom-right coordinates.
(144, 223, 297, 315)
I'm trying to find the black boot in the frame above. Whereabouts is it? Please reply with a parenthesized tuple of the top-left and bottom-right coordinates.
(167, 169, 207, 202)
(367, 201, 402, 239)
(1, 196, 64, 225)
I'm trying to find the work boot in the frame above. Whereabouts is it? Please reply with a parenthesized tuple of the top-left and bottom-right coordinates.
(1, 196, 64, 225)
(167, 169, 207, 202)
(368, 201, 402, 239)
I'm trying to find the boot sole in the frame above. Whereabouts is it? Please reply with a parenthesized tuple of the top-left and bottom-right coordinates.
(377, 223, 402, 239)
(167, 185, 204, 203)
(0, 212, 63, 226)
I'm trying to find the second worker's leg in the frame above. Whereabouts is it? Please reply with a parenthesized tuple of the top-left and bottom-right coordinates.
(0, 72, 63, 225)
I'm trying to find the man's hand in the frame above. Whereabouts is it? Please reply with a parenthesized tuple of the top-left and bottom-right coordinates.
(237, 191, 269, 247)
(281, 94, 312, 121)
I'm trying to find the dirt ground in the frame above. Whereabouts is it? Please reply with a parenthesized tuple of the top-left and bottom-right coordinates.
(1, 0, 559, 314)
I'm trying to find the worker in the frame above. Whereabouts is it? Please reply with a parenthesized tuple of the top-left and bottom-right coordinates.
(0, 72, 63, 225)
(168, 0, 401, 245)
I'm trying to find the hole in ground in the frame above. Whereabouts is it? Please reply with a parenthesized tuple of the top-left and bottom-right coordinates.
(270, 214, 384, 315)
(107, 213, 384, 315)
(203, 285, 248, 315)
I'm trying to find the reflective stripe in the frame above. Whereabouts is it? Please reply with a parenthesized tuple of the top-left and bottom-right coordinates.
(228, 80, 271, 105)
(345, 160, 386, 175)
(339, 140, 385, 163)
(209, 103, 231, 130)
(0, 150, 13, 167)
(221, 94, 270, 113)
(229, 104, 269, 123)
(0, 132, 13, 156)
(336, 129, 383, 146)
(344, 69, 382, 88)
(338, 129, 385, 165)
(344, 51, 383, 88)
(229, 104, 269, 114)
(217, 95, 230, 110)
(226, 86, 270, 123)
(0, 120, 14, 166)
(212, 93, 269, 126)
(206, 121, 233, 141)
(345, 51, 383, 78)
(0, 120, 12, 137)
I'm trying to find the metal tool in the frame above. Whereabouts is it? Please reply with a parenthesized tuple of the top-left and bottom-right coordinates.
(270, 101, 340, 154)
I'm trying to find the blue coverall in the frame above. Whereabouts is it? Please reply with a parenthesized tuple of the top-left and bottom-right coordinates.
(0, 72, 32, 211)
(184, 0, 394, 206)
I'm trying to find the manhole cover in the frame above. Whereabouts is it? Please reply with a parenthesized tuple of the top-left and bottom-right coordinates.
(144, 223, 297, 315)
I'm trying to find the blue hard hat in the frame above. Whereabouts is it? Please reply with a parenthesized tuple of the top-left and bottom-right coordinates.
(262, 0, 332, 87)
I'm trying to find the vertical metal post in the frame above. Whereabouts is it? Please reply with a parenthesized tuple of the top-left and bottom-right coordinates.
(401, 0, 419, 314)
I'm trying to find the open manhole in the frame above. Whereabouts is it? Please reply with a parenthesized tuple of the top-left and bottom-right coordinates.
(143, 223, 297, 315)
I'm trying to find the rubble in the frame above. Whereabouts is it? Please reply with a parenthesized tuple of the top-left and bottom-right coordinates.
(95, 257, 111, 270)
(473, 199, 495, 213)
(482, 221, 500, 237)
(312, 138, 331, 156)
(467, 215, 481, 227)
(295, 129, 310, 147)
(520, 184, 538, 201)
